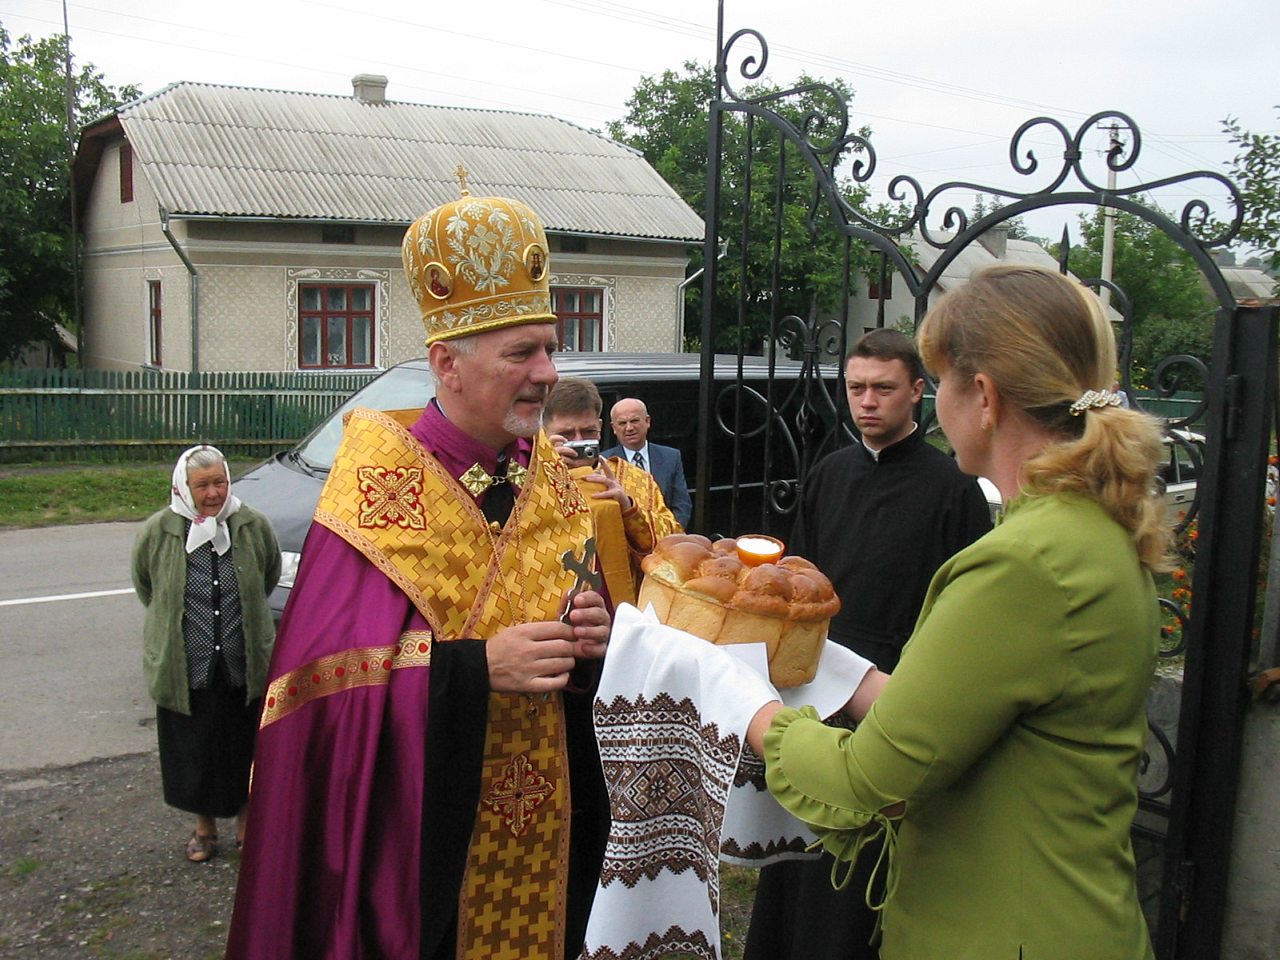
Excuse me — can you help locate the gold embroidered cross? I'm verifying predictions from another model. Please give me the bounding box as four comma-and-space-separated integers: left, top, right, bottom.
357, 465, 426, 529
484, 753, 554, 836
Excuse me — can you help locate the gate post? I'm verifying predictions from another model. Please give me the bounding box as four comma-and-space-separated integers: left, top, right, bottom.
1158, 305, 1279, 958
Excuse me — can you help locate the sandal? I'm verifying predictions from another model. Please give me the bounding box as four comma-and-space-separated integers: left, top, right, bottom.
186, 831, 218, 863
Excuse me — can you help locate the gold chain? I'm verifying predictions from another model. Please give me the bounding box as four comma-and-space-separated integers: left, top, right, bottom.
474, 459, 542, 717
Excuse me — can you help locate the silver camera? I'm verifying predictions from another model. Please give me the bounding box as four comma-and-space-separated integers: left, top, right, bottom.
564, 439, 600, 460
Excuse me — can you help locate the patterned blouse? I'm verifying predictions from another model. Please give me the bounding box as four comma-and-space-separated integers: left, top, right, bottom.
182, 529, 247, 689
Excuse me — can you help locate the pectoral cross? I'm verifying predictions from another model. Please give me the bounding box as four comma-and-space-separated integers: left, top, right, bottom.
560, 537, 602, 624
455, 163, 471, 196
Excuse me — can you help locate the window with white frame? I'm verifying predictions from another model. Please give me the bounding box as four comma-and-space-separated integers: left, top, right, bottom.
147, 280, 162, 366
298, 283, 376, 369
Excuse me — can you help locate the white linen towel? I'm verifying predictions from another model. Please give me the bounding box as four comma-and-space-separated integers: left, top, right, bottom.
583, 603, 872, 960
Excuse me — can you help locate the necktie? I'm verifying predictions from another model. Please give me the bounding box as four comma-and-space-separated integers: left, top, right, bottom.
633, 451, 646, 471
481, 454, 515, 526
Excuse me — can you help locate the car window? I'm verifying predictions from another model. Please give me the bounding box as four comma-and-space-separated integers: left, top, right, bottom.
1173, 442, 1200, 483
295, 365, 436, 470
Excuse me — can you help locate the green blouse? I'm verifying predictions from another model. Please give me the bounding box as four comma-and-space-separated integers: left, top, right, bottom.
764, 492, 1158, 960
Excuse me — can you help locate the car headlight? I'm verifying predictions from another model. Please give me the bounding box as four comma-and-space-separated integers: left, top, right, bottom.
278, 550, 302, 589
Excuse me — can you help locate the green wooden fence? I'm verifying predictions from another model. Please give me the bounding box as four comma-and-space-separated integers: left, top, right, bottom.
0, 369, 379, 463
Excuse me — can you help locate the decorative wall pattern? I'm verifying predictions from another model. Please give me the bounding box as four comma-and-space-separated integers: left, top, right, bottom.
195, 267, 287, 371
389, 280, 427, 363
612, 275, 679, 352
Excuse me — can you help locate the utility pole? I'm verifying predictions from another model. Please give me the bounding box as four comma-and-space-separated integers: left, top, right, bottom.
62, 0, 82, 361
1099, 122, 1122, 312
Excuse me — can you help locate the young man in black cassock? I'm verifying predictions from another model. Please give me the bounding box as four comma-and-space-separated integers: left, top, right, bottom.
744, 328, 992, 960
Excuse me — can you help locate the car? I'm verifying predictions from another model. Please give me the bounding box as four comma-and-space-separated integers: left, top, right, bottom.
1158, 428, 1205, 525
233, 352, 840, 621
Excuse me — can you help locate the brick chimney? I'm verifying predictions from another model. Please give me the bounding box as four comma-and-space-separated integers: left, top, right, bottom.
978, 222, 1011, 259
352, 74, 388, 104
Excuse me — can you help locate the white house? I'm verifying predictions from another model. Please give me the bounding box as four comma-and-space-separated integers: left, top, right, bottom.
72, 76, 704, 373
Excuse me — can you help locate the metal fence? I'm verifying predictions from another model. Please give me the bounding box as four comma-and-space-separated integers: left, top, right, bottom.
0, 368, 380, 463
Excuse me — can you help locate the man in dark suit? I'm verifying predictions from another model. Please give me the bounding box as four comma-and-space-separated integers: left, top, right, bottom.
602, 397, 692, 528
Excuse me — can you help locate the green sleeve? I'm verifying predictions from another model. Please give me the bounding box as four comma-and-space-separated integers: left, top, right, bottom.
764, 536, 1070, 845
130, 517, 156, 606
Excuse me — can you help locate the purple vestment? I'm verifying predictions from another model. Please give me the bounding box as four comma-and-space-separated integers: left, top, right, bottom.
226, 403, 531, 958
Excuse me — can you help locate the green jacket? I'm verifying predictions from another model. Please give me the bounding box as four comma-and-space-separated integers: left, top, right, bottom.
764, 493, 1158, 960
132, 505, 281, 714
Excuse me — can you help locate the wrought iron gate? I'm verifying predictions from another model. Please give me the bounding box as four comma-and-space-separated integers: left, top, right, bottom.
692, 8, 1278, 958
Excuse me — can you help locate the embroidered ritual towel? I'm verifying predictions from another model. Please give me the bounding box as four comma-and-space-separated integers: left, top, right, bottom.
584, 603, 779, 960
584, 604, 874, 960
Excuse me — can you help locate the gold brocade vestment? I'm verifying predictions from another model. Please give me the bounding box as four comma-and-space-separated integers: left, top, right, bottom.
569, 457, 683, 606
313, 408, 594, 960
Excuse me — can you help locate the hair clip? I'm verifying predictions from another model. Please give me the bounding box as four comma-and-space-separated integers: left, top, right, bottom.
1069, 390, 1123, 416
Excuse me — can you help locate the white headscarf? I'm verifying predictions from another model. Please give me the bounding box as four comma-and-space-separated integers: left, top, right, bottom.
169, 444, 242, 555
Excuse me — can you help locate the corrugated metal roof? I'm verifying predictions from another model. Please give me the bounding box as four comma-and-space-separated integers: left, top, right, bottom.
1220, 267, 1278, 302
117, 81, 705, 241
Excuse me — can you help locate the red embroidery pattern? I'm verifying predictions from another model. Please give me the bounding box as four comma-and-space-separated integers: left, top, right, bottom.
357, 465, 427, 529
542, 459, 590, 518
483, 753, 556, 837
259, 632, 432, 728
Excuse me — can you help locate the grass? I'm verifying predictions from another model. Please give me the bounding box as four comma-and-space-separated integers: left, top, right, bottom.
0, 460, 259, 528
720, 865, 759, 959
4, 856, 42, 878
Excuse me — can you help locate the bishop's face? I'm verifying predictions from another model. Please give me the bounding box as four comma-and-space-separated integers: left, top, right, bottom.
441, 324, 560, 450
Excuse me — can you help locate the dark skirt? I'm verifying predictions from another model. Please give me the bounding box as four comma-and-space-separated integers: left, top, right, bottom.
744, 845, 885, 960
156, 668, 260, 818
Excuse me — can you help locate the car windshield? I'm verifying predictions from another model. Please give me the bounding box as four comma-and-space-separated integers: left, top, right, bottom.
294, 365, 436, 471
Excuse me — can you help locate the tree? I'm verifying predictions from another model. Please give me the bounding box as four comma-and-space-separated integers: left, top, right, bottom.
970, 193, 1037, 242
1060, 203, 1216, 389
0, 25, 138, 362
608, 61, 883, 353
1221, 109, 1279, 283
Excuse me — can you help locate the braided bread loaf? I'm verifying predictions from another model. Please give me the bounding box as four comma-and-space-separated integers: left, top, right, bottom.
638, 534, 840, 687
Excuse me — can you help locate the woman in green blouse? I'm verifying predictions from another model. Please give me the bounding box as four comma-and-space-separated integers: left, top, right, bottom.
747, 264, 1168, 960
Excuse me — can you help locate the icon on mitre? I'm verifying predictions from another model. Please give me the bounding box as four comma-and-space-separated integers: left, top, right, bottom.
425, 262, 453, 300
524, 243, 548, 282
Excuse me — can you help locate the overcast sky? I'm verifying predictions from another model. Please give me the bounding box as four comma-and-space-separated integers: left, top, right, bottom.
5, 0, 1276, 253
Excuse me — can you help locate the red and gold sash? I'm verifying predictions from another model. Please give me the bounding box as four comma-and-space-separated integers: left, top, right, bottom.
314, 408, 594, 960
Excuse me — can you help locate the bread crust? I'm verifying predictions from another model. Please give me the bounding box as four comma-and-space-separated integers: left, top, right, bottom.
637, 535, 840, 687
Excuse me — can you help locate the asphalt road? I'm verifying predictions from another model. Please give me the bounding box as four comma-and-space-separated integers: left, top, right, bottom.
0, 521, 154, 772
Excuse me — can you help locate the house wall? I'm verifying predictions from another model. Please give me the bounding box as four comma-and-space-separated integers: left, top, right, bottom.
80, 148, 696, 371
80, 139, 193, 371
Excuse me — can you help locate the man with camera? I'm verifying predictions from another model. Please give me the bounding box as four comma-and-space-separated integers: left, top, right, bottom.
543, 377, 682, 605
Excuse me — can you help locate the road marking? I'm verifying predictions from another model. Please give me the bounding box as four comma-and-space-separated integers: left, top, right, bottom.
0, 588, 136, 607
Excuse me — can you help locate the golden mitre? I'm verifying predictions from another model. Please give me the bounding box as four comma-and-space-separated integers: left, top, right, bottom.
401, 165, 554, 345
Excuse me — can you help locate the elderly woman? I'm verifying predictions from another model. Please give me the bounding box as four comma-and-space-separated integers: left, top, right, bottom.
746, 265, 1168, 960
132, 445, 280, 862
